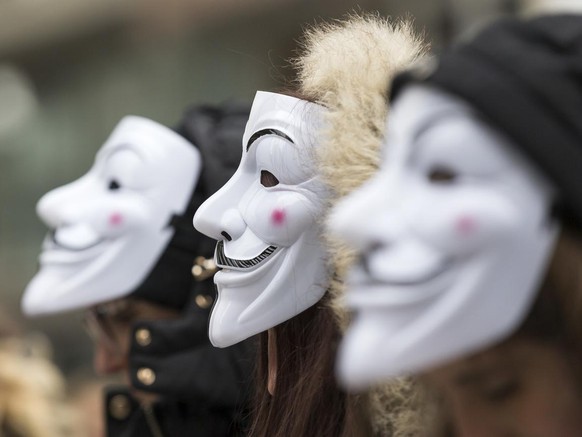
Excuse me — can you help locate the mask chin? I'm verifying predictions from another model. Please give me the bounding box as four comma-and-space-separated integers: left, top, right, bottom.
23, 232, 163, 315
338, 312, 395, 390
208, 230, 327, 347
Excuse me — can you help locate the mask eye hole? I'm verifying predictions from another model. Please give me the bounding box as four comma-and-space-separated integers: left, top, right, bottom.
428, 166, 457, 183
108, 179, 121, 190
261, 170, 279, 188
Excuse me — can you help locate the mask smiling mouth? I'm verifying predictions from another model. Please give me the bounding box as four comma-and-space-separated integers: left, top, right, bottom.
39, 229, 110, 265
345, 256, 457, 308
361, 256, 454, 286
357, 239, 456, 287
215, 240, 278, 271
46, 229, 106, 252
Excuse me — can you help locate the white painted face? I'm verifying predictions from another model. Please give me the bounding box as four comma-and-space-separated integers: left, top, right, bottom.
193, 91, 327, 347
329, 85, 559, 389
23, 116, 201, 315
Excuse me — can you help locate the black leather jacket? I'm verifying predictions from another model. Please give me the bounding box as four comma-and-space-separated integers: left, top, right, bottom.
105, 296, 255, 436
104, 101, 255, 437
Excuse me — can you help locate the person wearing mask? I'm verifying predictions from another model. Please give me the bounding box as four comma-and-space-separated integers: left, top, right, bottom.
23, 103, 254, 436
194, 15, 427, 436
331, 13, 582, 437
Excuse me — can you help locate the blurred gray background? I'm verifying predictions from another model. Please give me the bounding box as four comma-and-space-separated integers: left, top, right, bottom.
0, 0, 575, 375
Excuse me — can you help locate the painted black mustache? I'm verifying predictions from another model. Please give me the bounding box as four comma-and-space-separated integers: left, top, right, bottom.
215, 240, 278, 270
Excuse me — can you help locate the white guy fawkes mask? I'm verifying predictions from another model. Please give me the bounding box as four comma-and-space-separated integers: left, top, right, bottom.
23, 116, 201, 315
193, 91, 327, 347
329, 85, 559, 388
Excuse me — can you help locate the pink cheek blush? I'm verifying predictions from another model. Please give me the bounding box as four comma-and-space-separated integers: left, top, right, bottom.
455, 215, 477, 236
271, 209, 286, 226
109, 213, 124, 227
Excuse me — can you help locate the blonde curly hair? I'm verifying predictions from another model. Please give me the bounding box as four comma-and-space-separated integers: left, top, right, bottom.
293, 12, 430, 436
0, 326, 74, 437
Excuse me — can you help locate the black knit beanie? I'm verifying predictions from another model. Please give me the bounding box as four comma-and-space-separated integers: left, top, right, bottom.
391, 14, 582, 225
131, 102, 250, 310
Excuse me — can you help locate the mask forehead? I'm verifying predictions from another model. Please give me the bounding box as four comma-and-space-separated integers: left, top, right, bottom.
381, 85, 484, 171
96, 117, 197, 193
333, 85, 559, 388
102, 116, 187, 152
241, 91, 324, 182
243, 91, 323, 150
389, 87, 551, 190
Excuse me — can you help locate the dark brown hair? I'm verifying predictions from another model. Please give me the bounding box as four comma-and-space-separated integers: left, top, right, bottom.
243, 83, 375, 436
427, 225, 582, 436
526, 226, 582, 352
248, 292, 372, 437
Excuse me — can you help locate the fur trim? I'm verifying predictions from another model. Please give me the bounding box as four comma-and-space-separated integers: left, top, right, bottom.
294, 13, 429, 437
370, 378, 445, 437
294, 13, 428, 329
0, 337, 75, 437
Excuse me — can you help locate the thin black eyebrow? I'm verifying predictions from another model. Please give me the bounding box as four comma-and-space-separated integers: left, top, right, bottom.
246, 128, 294, 152
407, 109, 464, 166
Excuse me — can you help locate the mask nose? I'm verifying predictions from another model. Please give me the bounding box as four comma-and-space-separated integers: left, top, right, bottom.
218, 209, 246, 241
194, 182, 247, 242
330, 174, 401, 251
369, 208, 406, 245
36, 184, 81, 229
358, 215, 408, 276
